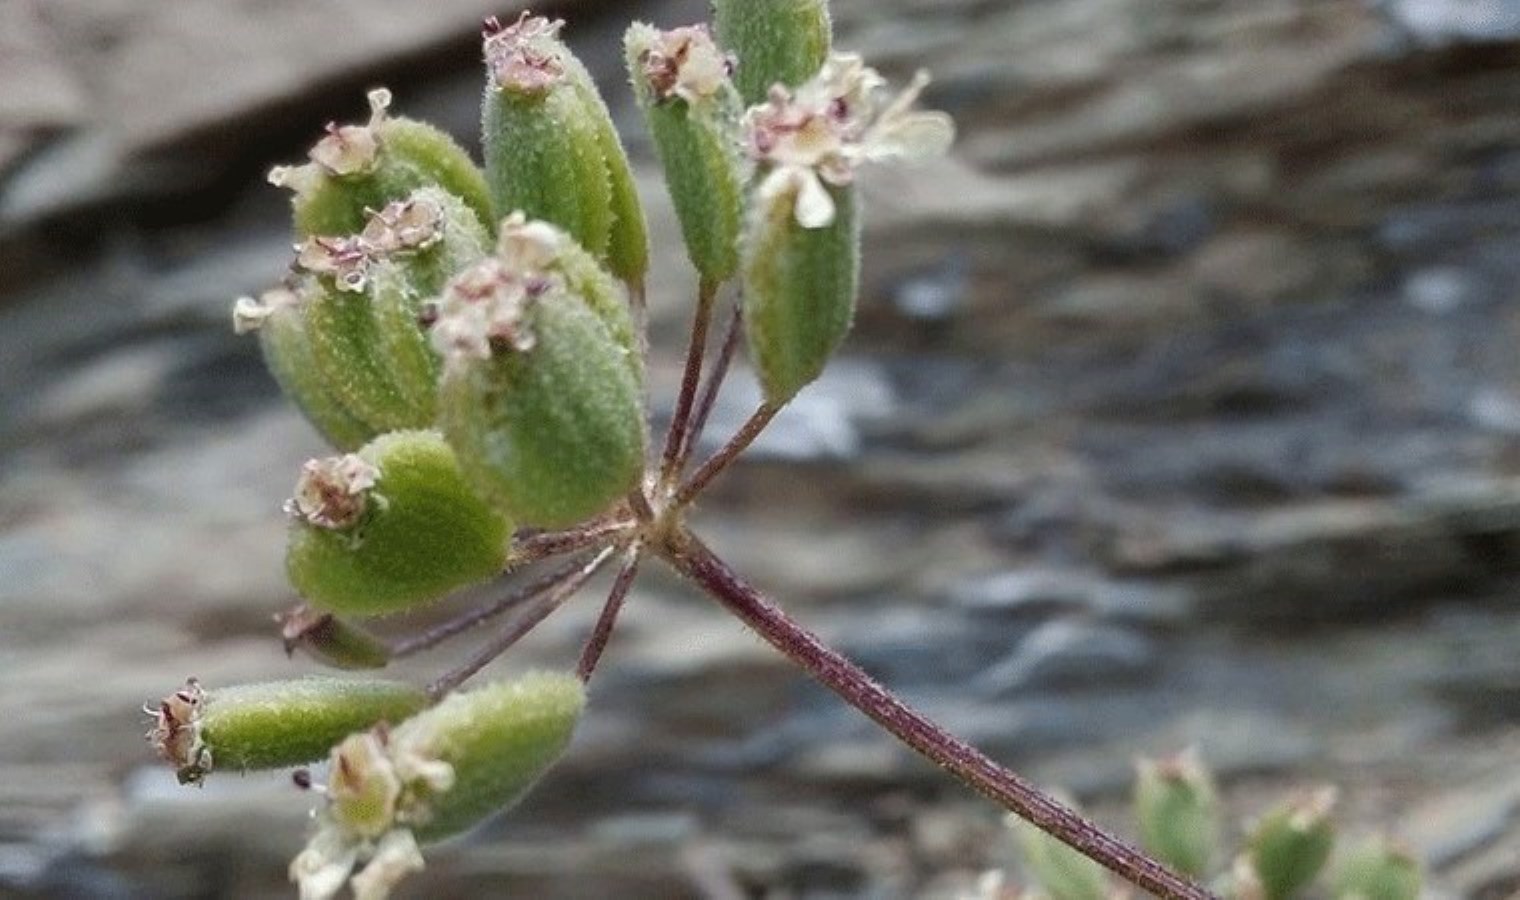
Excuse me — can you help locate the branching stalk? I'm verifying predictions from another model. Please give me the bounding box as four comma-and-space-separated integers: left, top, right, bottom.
427, 546, 616, 699
656, 526, 1213, 900
659, 280, 719, 490
576, 544, 642, 682
511, 518, 636, 567
393, 555, 609, 660
677, 300, 743, 473
672, 401, 779, 507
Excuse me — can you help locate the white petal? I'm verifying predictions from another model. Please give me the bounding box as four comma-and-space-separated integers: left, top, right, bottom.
793, 171, 837, 229
862, 111, 955, 162
350, 830, 426, 900
289, 829, 359, 900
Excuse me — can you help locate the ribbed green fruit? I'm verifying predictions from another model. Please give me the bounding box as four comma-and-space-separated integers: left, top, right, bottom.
282, 91, 493, 238
303, 276, 427, 433
743, 182, 859, 404
395, 673, 586, 842
626, 23, 745, 286
250, 290, 374, 450
286, 431, 511, 616
438, 291, 645, 529
712, 0, 832, 105
561, 53, 649, 284
483, 78, 615, 261
1135, 752, 1220, 878
147, 677, 426, 785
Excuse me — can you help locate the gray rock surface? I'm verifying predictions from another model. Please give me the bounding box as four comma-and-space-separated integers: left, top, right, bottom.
2, 0, 1519, 896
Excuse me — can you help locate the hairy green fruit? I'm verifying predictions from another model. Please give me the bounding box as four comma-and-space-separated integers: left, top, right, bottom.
289, 673, 585, 900
627, 23, 746, 286
146, 677, 426, 785
1135, 750, 1219, 878
285, 431, 511, 616
398, 673, 586, 841
236, 287, 374, 450
712, 0, 831, 105
436, 279, 645, 529
481, 15, 645, 278
271, 89, 493, 238
1248, 788, 1338, 900
743, 182, 859, 404
278, 605, 393, 670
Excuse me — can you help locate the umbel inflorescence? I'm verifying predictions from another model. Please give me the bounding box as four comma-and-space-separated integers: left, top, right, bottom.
143, 4, 1250, 900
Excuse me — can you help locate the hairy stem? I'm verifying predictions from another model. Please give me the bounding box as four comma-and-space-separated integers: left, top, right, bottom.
576, 544, 642, 682
511, 518, 635, 567
677, 300, 743, 474
392, 556, 607, 660
657, 527, 1213, 900
659, 280, 719, 490
427, 547, 616, 699
672, 402, 779, 508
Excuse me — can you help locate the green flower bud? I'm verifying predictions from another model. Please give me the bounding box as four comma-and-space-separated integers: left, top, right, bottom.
285, 431, 512, 616
1332, 839, 1420, 900
712, 0, 832, 106
234, 287, 374, 450
145, 677, 426, 785
481, 14, 647, 279
626, 23, 746, 286
289, 673, 585, 900
1009, 809, 1113, 900
1134, 749, 1220, 878
432, 222, 645, 529
269, 88, 493, 238
1247, 787, 1338, 900
278, 604, 392, 671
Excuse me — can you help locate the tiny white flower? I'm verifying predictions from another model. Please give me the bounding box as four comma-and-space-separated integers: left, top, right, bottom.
745, 53, 955, 228
360, 196, 445, 255
349, 830, 425, 900
429, 258, 542, 364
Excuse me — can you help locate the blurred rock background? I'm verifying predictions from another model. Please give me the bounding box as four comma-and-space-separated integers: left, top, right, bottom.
3, 0, 1520, 896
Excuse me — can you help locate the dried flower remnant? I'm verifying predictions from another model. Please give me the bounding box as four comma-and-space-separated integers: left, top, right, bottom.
746, 54, 954, 228
296, 235, 374, 293
428, 217, 565, 364
359, 196, 445, 255
269, 89, 393, 193
286, 454, 381, 530
146, 678, 211, 785
638, 26, 733, 105
483, 13, 566, 93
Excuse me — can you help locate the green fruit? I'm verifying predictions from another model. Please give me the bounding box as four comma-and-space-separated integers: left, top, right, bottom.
396, 673, 586, 841
275, 89, 493, 238
743, 181, 859, 404
239, 287, 375, 450
712, 0, 832, 105
438, 288, 645, 529
627, 23, 746, 286
146, 677, 426, 785
286, 431, 511, 616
